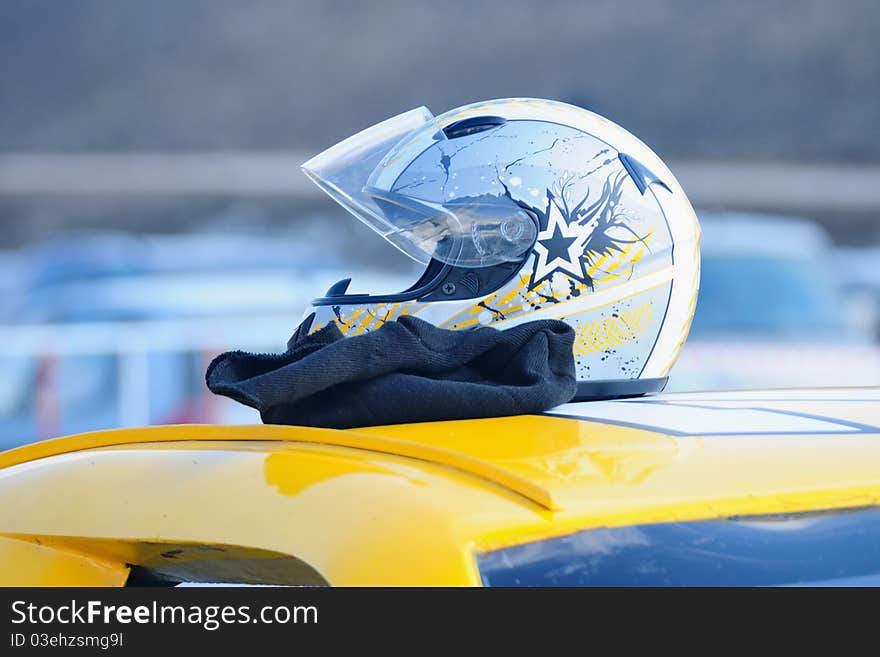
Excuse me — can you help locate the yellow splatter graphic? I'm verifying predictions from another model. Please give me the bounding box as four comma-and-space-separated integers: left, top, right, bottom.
573, 302, 654, 356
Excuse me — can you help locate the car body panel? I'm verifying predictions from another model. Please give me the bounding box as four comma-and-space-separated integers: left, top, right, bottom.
1, 387, 880, 586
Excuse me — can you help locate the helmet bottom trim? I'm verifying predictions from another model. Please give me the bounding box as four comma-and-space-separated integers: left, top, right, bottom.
570, 377, 668, 403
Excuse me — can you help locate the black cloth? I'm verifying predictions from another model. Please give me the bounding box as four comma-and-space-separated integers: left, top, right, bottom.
206, 315, 576, 429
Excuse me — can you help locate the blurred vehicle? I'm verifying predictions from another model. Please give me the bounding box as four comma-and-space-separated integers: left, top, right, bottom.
13, 234, 334, 322
832, 246, 880, 342
0, 233, 414, 449
669, 214, 880, 391
2, 387, 880, 586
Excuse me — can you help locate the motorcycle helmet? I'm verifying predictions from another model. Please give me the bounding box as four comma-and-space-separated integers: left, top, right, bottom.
300, 98, 700, 400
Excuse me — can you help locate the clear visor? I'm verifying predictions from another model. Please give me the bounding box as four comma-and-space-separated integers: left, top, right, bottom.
302, 108, 536, 268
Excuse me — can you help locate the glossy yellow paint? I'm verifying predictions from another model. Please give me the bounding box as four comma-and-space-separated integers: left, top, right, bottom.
1, 389, 879, 586
0, 439, 544, 585
0, 423, 554, 509
0, 536, 128, 586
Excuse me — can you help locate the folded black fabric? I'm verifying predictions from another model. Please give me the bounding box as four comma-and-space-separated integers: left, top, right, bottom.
206, 315, 576, 429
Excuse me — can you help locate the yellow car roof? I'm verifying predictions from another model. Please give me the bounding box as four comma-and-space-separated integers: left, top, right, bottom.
1, 387, 879, 585
2, 387, 879, 512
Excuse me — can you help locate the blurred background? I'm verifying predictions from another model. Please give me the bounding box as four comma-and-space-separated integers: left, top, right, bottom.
2, 0, 879, 448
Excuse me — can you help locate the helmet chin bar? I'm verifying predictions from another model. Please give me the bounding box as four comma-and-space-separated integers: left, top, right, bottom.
308, 257, 670, 403
311, 255, 526, 307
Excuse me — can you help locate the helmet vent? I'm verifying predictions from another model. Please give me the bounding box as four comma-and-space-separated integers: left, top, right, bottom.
458, 272, 481, 296
442, 116, 507, 139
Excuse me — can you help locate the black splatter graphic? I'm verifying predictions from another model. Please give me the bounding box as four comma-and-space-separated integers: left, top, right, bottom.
478, 300, 507, 321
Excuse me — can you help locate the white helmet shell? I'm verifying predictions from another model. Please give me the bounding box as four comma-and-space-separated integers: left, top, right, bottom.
302, 98, 700, 397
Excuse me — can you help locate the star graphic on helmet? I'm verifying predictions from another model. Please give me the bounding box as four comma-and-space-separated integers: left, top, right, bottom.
540, 220, 577, 263
529, 195, 592, 288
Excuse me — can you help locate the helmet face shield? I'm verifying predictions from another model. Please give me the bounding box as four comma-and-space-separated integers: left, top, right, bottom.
301, 106, 437, 263
303, 107, 537, 268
